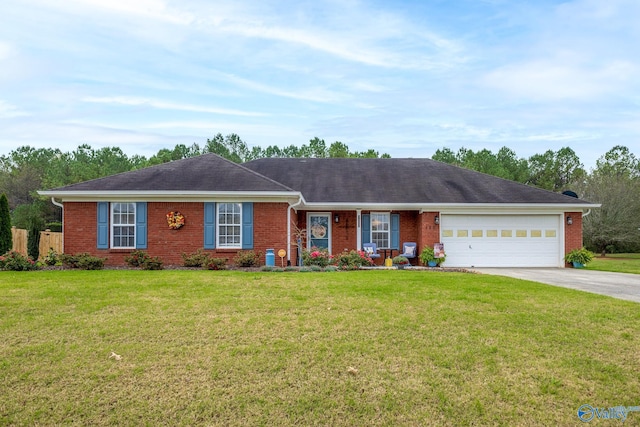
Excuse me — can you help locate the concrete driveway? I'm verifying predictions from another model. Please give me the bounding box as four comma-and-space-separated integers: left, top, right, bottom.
473, 268, 640, 303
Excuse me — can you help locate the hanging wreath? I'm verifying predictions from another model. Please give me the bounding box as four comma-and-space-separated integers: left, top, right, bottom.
166, 211, 185, 229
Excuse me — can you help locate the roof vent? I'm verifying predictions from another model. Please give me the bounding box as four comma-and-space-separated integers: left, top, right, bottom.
562, 190, 578, 198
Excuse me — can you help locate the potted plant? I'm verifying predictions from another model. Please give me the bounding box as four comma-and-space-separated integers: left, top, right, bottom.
392, 255, 409, 269
420, 246, 446, 267
564, 247, 594, 268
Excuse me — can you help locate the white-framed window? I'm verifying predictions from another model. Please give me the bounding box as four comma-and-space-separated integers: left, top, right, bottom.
217, 202, 242, 248
111, 202, 136, 248
371, 212, 390, 248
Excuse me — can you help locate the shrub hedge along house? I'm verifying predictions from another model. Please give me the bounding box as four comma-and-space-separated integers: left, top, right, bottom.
39, 154, 599, 267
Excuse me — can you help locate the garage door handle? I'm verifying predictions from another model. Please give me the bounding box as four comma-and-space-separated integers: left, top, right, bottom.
469, 245, 472, 249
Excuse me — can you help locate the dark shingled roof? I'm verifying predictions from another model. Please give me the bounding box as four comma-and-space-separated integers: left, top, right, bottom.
244, 157, 589, 204
49, 153, 294, 193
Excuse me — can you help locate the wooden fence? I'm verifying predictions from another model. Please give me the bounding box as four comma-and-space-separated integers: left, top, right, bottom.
10, 227, 63, 259
11, 227, 27, 256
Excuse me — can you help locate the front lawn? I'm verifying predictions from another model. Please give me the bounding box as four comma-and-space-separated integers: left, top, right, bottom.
588, 253, 640, 274
1, 270, 639, 425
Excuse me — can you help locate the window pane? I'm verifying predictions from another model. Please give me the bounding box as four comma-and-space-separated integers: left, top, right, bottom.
112, 204, 136, 248
371, 213, 390, 248
218, 203, 242, 247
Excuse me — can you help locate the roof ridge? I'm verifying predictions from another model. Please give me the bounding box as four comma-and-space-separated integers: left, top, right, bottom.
207, 154, 297, 192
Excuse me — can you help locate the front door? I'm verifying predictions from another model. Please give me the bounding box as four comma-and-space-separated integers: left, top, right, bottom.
307, 213, 331, 251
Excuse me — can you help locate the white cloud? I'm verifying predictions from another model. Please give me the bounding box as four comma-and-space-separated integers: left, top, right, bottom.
217, 73, 347, 104
82, 96, 267, 117
67, 0, 193, 25
0, 100, 29, 118
0, 41, 12, 60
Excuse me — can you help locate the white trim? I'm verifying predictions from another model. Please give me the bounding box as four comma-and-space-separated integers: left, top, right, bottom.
38, 190, 301, 203
300, 202, 600, 211
356, 209, 362, 251
216, 202, 242, 249
306, 212, 332, 253
370, 212, 391, 249
39, 189, 600, 211
110, 202, 136, 249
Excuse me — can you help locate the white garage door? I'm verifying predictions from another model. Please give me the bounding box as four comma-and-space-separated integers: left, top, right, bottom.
440, 215, 562, 267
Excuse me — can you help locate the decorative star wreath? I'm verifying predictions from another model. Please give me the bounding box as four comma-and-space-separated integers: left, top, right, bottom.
166, 211, 185, 229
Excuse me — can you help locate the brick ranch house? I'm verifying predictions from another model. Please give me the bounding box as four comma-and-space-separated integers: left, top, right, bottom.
39, 154, 599, 267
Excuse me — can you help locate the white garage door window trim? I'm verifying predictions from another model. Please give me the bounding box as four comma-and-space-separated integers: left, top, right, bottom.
440, 214, 565, 268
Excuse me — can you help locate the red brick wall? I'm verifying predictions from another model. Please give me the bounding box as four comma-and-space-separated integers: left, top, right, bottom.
64, 202, 97, 256
417, 212, 440, 265
63, 201, 290, 266
332, 211, 357, 254
564, 211, 583, 266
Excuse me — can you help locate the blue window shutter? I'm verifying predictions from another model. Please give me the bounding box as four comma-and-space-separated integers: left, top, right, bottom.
204, 202, 216, 249
361, 214, 371, 245
391, 214, 400, 250
136, 202, 147, 249
242, 202, 253, 249
97, 202, 109, 249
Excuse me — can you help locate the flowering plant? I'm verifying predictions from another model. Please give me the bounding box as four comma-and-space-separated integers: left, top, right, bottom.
166, 211, 185, 229
392, 255, 409, 265
334, 250, 375, 270
302, 247, 334, 267
0, 251, 39, 271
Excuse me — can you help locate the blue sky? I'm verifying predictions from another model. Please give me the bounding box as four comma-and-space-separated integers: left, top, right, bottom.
1, 0, 638, 168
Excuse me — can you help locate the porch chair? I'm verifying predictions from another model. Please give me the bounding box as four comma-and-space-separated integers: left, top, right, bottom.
400, 242, 418, 265
362, 243, 381, 259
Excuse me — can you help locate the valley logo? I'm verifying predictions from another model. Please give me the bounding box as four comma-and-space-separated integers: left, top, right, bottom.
577, 404, 640, 422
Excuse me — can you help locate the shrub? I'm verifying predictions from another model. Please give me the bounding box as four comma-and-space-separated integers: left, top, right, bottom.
0, 194, 11, 254
234, 250, 262, 267
392, 255, 409, 265
203, 257, 227, 270
141, 256, 164, 270
284, 266, 298, 272
60, 253, 80, 268
125, 250, 150, 268
45, 222, 62, 232
60, 252, 105, 270
309, 265, 323, 272
28, 224, 41, 261
181, 249, 210, 267
43, 248, 60, 266
0, 251, 39, 271
302, 247, 334, 268
334, 250, 374, 270
75, 254, 105, 270
324, 265, 338, 272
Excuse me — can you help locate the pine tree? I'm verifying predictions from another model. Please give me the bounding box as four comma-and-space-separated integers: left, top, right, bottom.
28, 223, 41, 260
0, 194, 12, 254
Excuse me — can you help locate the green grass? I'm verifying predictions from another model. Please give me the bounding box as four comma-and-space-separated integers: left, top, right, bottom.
588, 253, 640, 274
1, 270, 639, 426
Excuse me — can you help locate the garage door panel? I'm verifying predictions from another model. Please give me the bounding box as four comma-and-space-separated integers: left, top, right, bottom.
441, 215, 561, 267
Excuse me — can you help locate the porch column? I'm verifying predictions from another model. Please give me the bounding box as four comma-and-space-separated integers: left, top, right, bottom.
356, 209, 362, 251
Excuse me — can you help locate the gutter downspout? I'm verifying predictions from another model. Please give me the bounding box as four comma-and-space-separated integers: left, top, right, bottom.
288, 194, 304, 265
50, 197, 64, 253
582, 209, 592, 218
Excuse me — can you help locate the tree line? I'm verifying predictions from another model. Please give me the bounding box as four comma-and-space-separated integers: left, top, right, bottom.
0, 134, 638, 254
